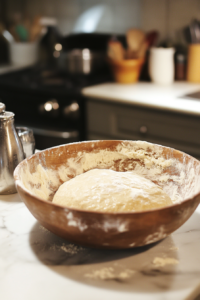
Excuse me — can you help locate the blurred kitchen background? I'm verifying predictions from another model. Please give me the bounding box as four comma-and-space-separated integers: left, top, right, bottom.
0, 0, 199, 41
0, 0, 198, 43
1, 0, 200, 159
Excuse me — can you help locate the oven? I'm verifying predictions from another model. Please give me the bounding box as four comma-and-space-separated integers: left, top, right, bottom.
0, 67, 86, 149
0, 32, 116, 150
0, 33, 119, 149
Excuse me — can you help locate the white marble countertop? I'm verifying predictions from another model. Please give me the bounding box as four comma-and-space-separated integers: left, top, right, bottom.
1, 193, 200, 300
82, 82, 200, 116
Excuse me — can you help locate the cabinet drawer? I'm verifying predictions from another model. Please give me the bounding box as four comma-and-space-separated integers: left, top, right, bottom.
87, 99, 200, 147
117, 111, 199, 146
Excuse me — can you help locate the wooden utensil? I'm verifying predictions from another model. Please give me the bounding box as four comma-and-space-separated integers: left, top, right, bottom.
125, 41, 148, 59
145, 30, 159, 47
136, 40, 148, 58
9, 25, 20, 42
29, 15, 43, 42
126, 29, 145, 52
107, 38, 125, 60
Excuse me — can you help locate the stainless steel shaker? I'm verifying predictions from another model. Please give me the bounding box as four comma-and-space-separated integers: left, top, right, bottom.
0, 102, 24, 194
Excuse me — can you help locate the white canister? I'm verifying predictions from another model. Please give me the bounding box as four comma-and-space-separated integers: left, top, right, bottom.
149, 47, 175, 85
9, 42, 38, 66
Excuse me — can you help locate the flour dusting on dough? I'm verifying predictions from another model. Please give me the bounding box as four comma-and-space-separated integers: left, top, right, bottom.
52, 169, 173, 212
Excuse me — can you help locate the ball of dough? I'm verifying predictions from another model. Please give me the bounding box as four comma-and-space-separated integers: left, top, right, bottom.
52, 169, 172, 212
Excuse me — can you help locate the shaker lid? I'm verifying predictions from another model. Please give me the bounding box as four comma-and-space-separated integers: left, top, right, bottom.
0, 103, 15, 120
0, 102, 5, 113
0, 111, 15, 120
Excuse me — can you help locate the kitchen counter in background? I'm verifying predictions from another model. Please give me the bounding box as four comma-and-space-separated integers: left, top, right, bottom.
82, 82, 200, 160
82, 82, 200, 116
0, 193, 200, 300
1, 64, 200, 158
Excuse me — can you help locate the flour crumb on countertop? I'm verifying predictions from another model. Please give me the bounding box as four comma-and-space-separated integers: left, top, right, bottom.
50, 243, 84, 255
170, 246, 179, 251
84, 267, 135, 281
60, 243, 84, 254
40, 226, 49, 232
153, 257, 179, 267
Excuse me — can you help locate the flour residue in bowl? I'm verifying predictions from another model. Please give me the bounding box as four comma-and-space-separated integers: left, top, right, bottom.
19, 141, 200, 206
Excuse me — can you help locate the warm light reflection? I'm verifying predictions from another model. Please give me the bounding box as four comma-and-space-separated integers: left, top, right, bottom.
70, 103, 79, 111
55, 43, 62, 51
52, 102, 59, 109
53, 51, 60, 58
82, 48, 90, 60
44, 103, 52, 111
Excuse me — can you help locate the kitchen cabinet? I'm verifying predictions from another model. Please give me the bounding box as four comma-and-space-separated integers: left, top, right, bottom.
86, 99, 200, 159
83, 82, 200, 160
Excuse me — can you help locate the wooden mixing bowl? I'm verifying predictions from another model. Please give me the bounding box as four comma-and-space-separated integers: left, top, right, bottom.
14, 140, 200, 249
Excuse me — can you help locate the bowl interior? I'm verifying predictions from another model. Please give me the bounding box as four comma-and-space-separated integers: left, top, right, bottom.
15, 140, 200, 205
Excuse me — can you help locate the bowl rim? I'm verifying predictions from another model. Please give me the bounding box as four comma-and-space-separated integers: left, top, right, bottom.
14, 139, 200, 216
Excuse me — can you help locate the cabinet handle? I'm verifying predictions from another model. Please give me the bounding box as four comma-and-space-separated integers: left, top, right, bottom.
140, 125, 147, 134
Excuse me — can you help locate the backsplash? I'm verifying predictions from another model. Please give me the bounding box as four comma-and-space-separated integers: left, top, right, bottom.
6, 0, 141, 35
141, 0, 200, 44
5, 0, 200, 44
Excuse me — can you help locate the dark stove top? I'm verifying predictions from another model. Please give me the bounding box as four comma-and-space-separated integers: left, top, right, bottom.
0, 64, 114, 149
0, 65, 112, 96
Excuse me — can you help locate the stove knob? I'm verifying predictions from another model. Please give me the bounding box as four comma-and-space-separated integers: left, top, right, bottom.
63, 102, 79, 120
39, 99, 59, 116
139, 125, 147, 134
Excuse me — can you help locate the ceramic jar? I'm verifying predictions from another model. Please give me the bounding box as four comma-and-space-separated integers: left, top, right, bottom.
149, 47, 175, 85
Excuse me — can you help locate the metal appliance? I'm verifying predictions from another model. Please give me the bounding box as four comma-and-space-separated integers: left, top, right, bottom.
0, 64, 111, 150
58, 48, 106, 75
0, 34, 124, 149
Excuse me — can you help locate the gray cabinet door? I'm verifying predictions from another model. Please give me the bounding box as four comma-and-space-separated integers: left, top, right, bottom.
86, 99, 200, 159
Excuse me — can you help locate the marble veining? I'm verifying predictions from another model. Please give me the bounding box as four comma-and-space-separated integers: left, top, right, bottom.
0, 193, 200, 300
